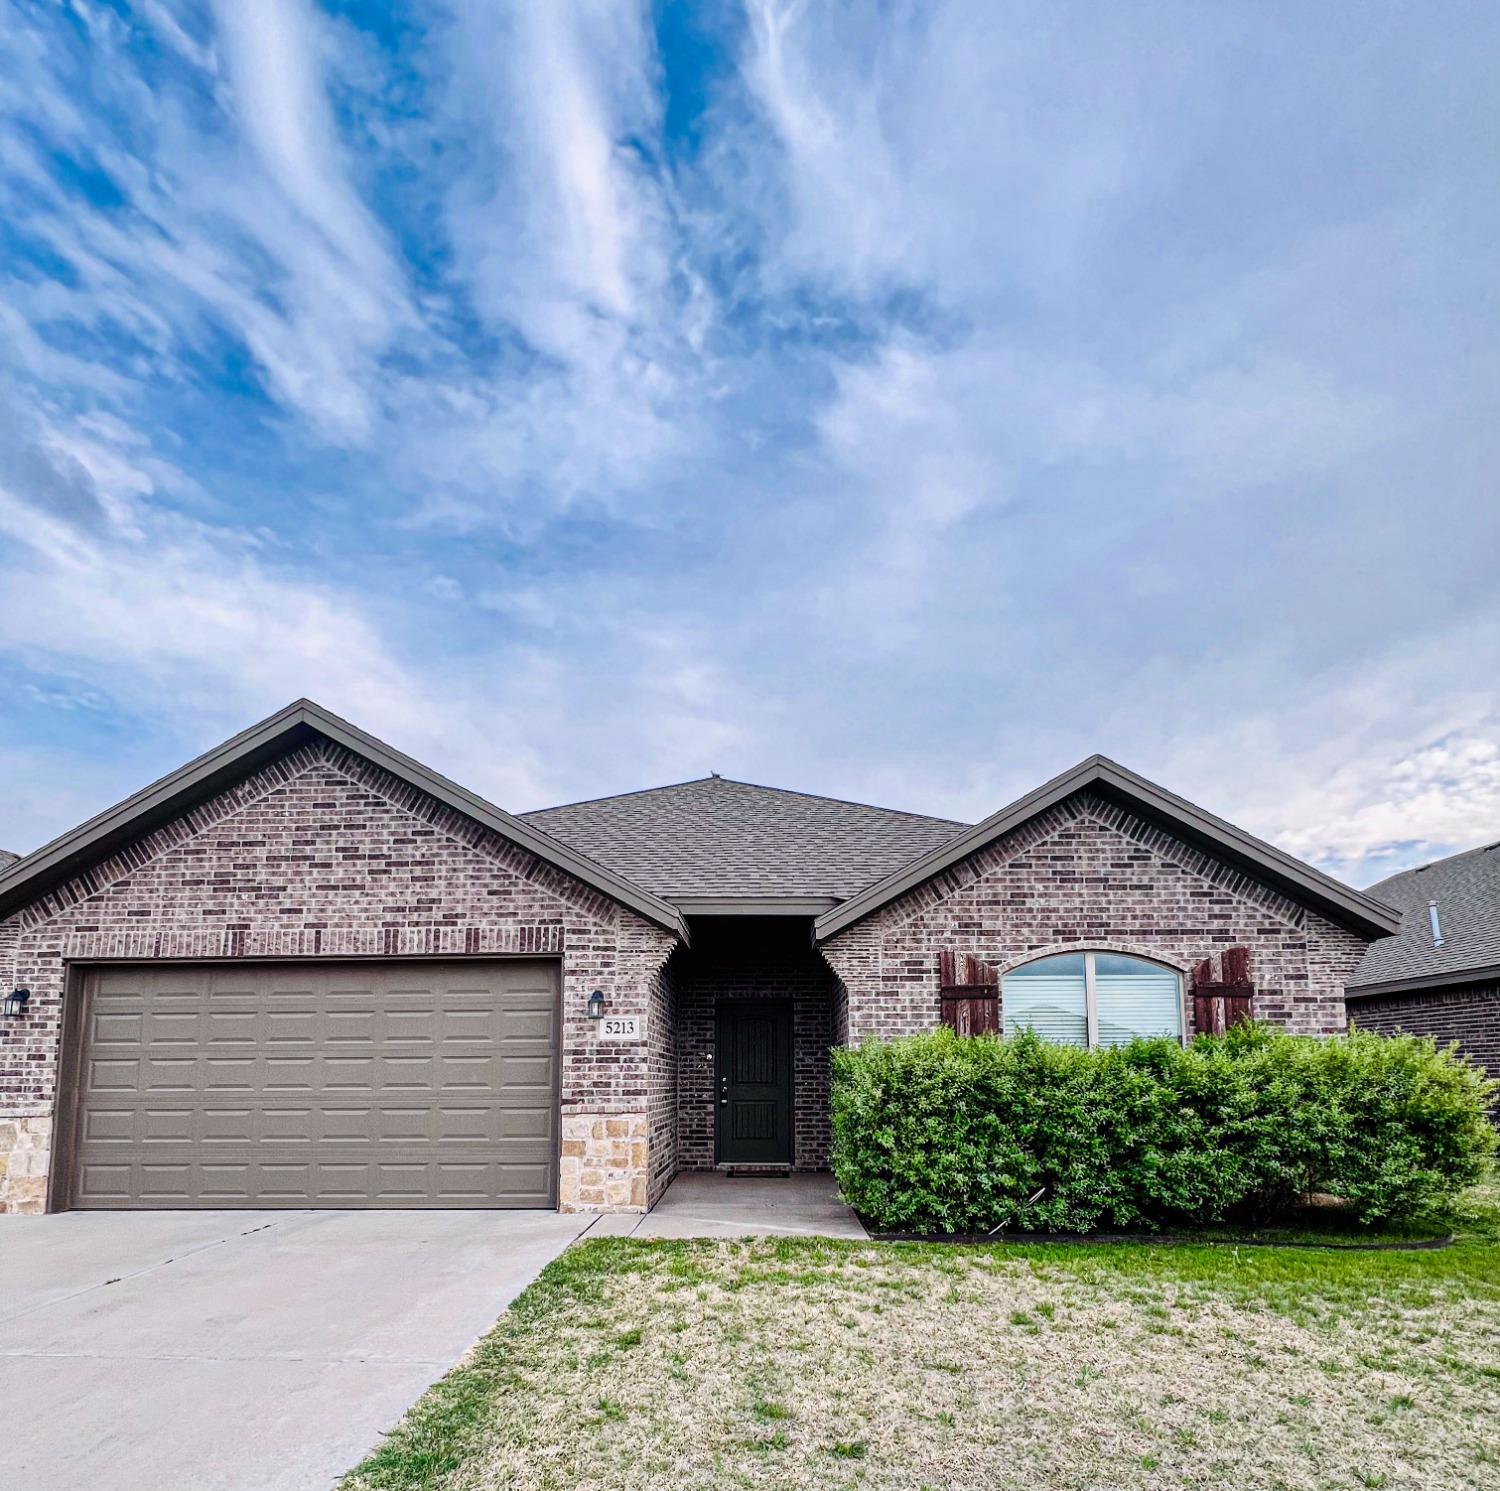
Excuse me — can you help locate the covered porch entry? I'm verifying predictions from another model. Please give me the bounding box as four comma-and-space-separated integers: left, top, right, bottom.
671, 916, 841, 1174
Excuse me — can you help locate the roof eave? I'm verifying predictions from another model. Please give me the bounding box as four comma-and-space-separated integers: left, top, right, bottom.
1346, 961, 1500, 999
0, 700, 689, 942
671, 896, 840, 917
814, 755, 1401, 943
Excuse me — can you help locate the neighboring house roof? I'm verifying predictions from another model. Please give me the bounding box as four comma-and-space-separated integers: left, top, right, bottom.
0, 700, 689, 939
520, 776, 968, 906
0, 849, 18, 869
815, 754, 1402, 942
1348, 840, 1500, 993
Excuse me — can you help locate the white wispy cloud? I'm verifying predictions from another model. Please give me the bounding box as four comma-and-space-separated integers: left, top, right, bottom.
1, 0, 411, 444
0, 0, 1496, 890
413, 0, 713, 514
0, 397, 754, 831
210, 0, 396, 294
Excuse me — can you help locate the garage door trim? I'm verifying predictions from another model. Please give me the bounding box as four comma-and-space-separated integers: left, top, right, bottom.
52, 956, 563, 1212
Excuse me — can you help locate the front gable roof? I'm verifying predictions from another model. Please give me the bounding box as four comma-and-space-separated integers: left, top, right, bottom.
0, 700, 689, 940
520, 776, 966, 904
813, 754, 1401, 942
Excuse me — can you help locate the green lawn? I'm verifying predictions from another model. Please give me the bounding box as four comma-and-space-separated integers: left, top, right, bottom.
344, 1182, 1500, 1491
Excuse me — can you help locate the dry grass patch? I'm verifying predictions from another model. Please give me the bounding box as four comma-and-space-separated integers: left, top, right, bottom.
345, 1194, 1500, 1491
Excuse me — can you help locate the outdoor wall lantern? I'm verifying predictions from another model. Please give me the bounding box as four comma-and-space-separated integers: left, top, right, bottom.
587, 989, 605, 1021
3, 988, 30, 1018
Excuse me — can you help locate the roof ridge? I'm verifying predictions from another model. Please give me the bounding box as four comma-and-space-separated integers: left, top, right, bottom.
521, 774, 970, 829
701, 775, 971, 828
518, 776, 722, 817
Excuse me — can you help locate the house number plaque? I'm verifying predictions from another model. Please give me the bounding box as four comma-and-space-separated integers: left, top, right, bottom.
598, 1015, 641, 1040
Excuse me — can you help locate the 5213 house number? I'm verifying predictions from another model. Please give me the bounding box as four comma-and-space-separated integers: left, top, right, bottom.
598, 1015, 641, 1040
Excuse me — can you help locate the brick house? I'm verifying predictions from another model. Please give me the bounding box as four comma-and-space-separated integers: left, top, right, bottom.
0, 700, 1400, 1215
1346, 841, 1500, 1093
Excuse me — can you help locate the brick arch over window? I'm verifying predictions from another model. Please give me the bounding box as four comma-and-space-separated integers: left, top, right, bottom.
992, 942, 1193, 981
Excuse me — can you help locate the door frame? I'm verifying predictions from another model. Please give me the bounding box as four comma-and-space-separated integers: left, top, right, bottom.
49, 954, 564, 1213
713, 997, 795, 1166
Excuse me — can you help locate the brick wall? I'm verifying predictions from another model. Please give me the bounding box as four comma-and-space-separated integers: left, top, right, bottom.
820, 791, 1367, 1042
674, 924, 836, 1171
646, 952, 680, 1205
0, 740, 679, 1214
1348, 983, 1500, 1090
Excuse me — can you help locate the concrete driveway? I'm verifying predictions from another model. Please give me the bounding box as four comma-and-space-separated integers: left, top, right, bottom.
0, 1208, 586, 1491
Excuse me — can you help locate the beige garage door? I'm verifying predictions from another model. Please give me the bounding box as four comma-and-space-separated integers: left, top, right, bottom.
66, 960, 559, 1209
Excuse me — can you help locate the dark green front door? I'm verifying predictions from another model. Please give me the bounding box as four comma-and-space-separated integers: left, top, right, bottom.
716, 1001, 794, 1165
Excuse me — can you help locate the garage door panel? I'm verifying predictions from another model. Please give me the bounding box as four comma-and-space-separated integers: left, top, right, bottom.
263, 1056, 317, 1090
319, 1107, 371, 1142
70, 960, 560, 1209
94, 1010, 144, 1043
326, 1008, 378, 1039
87, 1057, 140, 1092
77, 1163, 133, 1200
203, 1057, 257, 1092
496, 1105, 554, 1140
265, 1009, 316, 1041
150, 1008, 203, 1041
316, 1162, 369, 1199
375, 1107, 430, 1143
499, 1050, 557, 1083
139, 1162, 197, 1201
437, 1106, 493, 1142
80, 1107, 136, 1144
140, 1108, 201, 1143
438, 1054, 499, 1090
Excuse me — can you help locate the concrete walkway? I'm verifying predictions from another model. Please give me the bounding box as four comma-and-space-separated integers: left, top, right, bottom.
586, 1172, 869, 1240
0, 1208, 586, 1491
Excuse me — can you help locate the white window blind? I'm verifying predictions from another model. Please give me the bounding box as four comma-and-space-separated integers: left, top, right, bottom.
1000, 953, 1088, 1046
1093, 954, 1183, 1047
1002, 951, 1182, 1049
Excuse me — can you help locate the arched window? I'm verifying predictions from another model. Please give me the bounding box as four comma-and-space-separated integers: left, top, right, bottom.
1001, 951, 1183, 1049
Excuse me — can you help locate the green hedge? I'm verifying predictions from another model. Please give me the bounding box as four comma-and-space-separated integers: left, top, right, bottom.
829, 1024, 1496, 1233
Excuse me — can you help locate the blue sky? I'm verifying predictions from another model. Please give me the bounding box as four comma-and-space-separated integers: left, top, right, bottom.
1, 0, 1497, 888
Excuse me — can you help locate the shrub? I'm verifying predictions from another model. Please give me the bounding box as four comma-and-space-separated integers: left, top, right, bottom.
830, 1024, 1496, 1233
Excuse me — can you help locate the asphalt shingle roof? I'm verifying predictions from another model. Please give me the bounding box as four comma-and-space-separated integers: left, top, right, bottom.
1352, 839, 1500, 988
519, 776, 969, 901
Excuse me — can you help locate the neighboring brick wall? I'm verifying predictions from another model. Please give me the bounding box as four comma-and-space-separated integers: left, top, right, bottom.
821, 791, 1368, 1042
1348, 983, 1500, 1088
675, 929, 837, 1171
0, 741, 680, 1214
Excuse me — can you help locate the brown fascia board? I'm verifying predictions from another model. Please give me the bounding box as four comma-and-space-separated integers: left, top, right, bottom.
1346, 962, 1500, 999
0, 699, 689, 941
813, 754, 1402, 944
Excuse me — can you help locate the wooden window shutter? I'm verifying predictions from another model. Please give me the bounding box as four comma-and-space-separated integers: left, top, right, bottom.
1191, 946, 1255, 1034
939, 950, 1000, 1036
